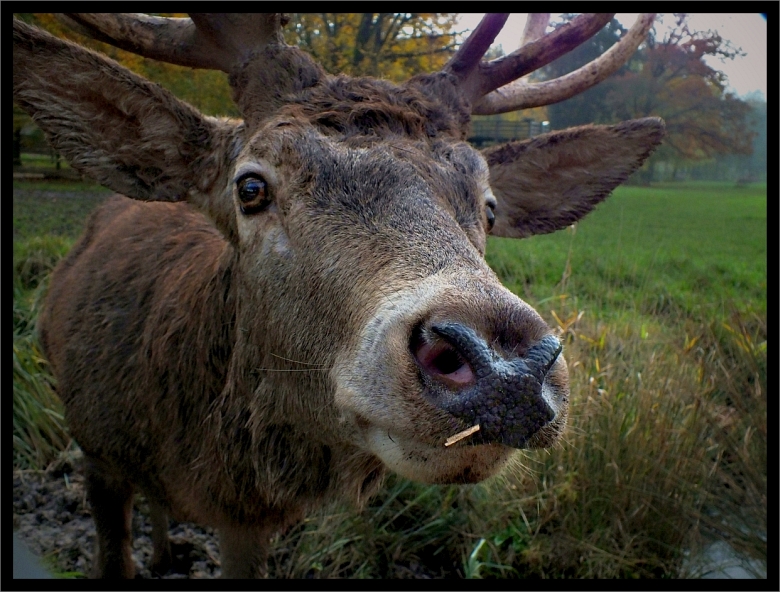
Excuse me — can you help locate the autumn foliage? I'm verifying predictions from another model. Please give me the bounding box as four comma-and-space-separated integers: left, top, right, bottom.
541, 14, 756, 169
284, 13, 461, 80
604, 17, 755, 161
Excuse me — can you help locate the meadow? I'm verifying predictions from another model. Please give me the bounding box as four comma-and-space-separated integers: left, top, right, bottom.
13, 179, 767, 578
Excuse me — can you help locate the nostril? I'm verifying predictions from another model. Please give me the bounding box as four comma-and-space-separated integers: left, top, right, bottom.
525, 334, 563, 381
417, 340, 468, 375
409, 320, 562, 448
412, 329, 475, 387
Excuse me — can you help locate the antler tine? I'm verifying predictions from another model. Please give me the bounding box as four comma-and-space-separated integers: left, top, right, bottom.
473, 14, 656, 115
56, 13, 285, 73
469, 13, 614, 103
57, 14, 225, 71
444, 14, 509, 97
520, 14, 550, 48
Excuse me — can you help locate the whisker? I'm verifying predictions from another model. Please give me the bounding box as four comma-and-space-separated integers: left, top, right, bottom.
254, 368, 328, 373
268, 352, 327, 367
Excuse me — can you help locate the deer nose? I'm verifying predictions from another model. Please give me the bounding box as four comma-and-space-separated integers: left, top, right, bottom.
411, 322, 563, 449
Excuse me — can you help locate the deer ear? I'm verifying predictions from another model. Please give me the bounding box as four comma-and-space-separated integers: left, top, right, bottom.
483, 118, 664, 238
14, 20, 239, 218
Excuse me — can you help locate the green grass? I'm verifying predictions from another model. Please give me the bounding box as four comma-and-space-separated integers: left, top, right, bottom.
17, 152, 74, 169
486, 181, 766, 321
12, 180, 108, 469
13, 180, 110, 241
12, 180, 766, 578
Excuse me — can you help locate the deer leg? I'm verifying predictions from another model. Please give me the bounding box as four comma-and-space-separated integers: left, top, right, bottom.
148, 500, 171, 576
218, 523, 274, 579
84, 457, 136, 579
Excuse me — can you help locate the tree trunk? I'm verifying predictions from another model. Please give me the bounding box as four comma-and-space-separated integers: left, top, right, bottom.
13, 128, 22, 166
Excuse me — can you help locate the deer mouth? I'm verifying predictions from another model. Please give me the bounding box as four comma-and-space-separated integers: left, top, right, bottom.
343, 339, 568, 486
362, 425, 514, 484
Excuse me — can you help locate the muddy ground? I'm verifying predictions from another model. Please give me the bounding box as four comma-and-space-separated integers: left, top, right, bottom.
12, 451, 443, 580
13, 453, 223, 579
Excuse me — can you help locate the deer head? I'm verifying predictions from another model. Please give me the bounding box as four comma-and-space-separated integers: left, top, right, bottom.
14, 14, 663, 488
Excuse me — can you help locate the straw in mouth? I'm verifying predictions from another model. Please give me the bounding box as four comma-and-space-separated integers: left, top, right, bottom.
444, 424, 480, 447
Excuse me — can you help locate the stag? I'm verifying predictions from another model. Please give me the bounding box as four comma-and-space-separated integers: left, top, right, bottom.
13, 13, 663, 578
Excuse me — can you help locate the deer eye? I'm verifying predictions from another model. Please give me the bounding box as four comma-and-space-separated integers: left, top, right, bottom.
236, 174, 270, 215
485, 201, 496, 232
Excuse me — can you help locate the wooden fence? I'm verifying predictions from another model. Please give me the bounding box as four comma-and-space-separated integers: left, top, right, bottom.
468, 119, 550, 147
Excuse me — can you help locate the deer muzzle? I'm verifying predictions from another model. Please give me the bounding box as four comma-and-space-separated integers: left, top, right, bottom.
412, 322, 563, 448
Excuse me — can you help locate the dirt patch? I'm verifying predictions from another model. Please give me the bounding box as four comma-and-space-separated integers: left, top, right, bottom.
13, 452, 452, 579
13, 453, 222, 579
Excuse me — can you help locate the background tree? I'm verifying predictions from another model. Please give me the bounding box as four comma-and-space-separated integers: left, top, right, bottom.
686, 95, 766, 183
285, 13, 460, 80
540, 15, 632, 129
603, 15, 754, 167
14, 13, 759, 182
13, 105, 29, 166
16, 13, 463, 113
538, 14, 754, 182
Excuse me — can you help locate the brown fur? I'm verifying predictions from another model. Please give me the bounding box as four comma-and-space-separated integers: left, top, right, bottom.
15, 17, 664, 578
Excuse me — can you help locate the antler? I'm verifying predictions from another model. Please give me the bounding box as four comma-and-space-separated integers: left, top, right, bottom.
56, 13, 286, 73
56, 13, 654, 117
520, 14, 551, 47
447, 13, 656, 115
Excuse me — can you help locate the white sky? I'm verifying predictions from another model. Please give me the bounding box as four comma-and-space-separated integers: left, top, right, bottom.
456, 13, 767, 99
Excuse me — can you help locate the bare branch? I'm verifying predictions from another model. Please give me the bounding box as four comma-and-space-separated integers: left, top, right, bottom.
473, 14, 656, 115
388, 46, 459, 60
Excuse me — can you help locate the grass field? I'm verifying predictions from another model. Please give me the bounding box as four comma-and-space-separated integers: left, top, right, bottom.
13, 179, 767, 578
487, 181, 766, 319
